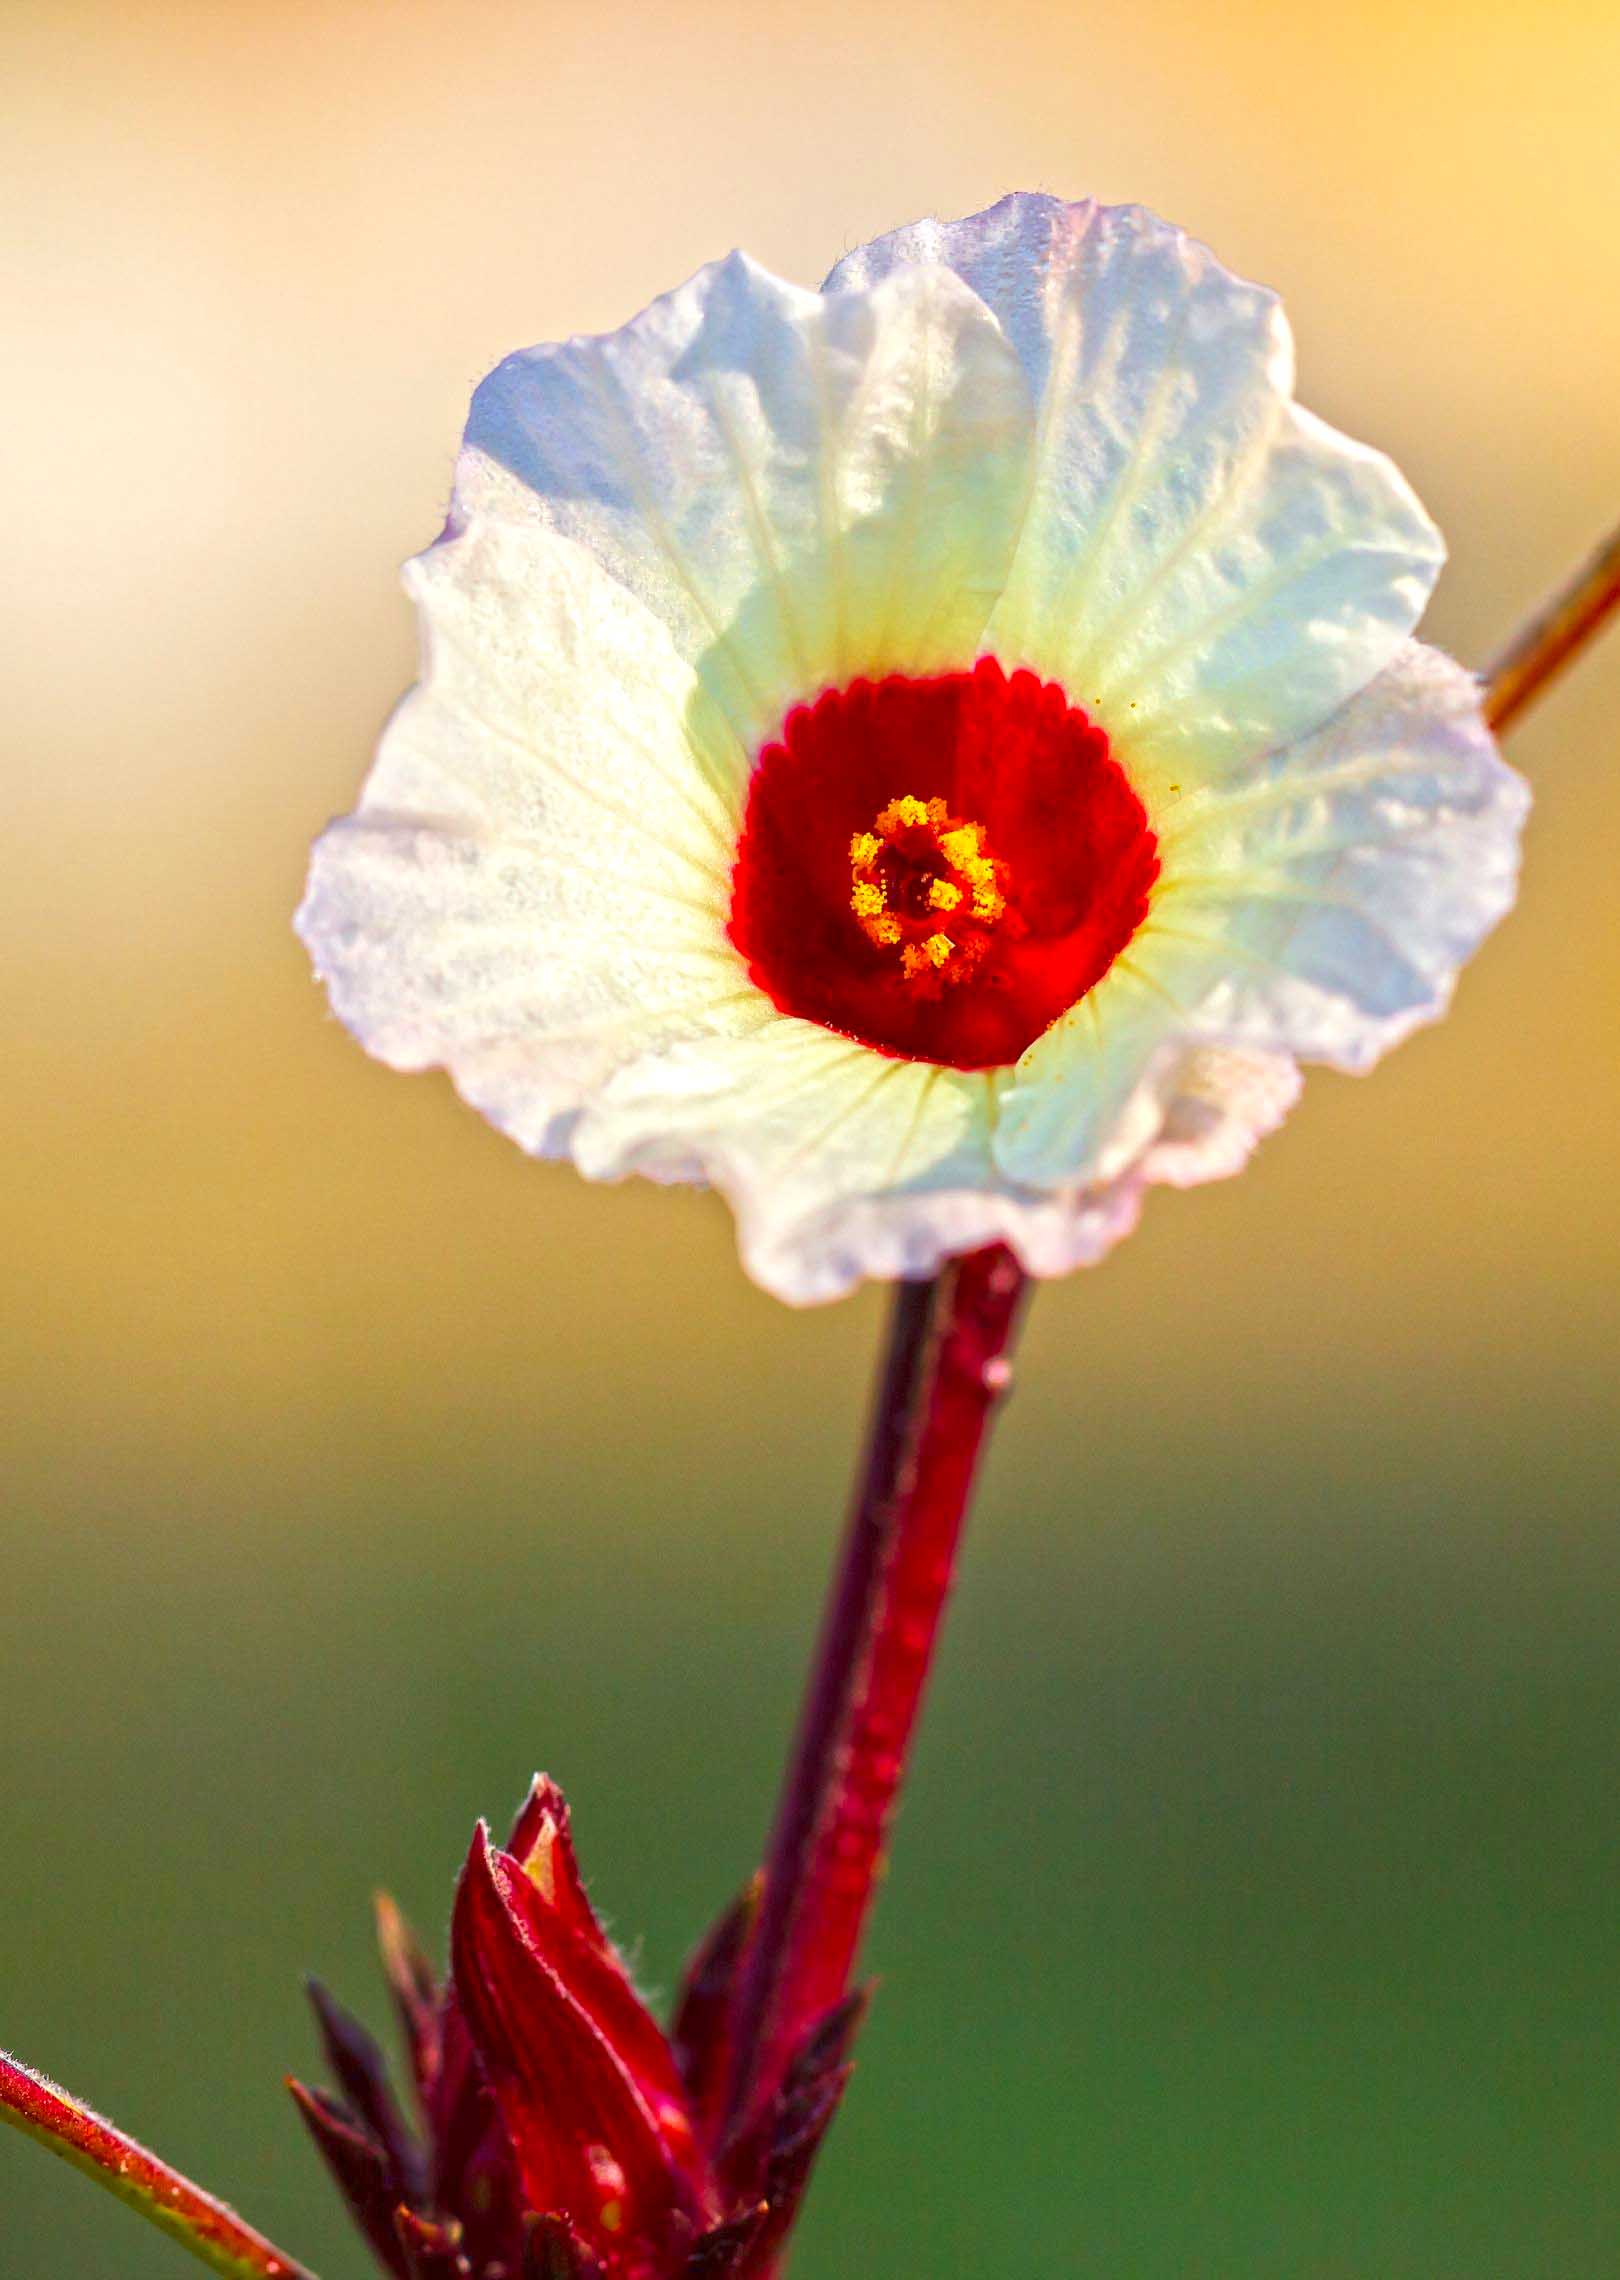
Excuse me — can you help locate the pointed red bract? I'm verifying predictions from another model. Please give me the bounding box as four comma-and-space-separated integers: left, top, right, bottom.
506, 1777, 619, 1960
288, 2077, 411, 2280
670, 1881, 760, 2138
492, 1829, 702, 2156
307, 1978, 426, 2205
424, 1986, 525, 2274
374, 1893, 443, 2114
681, 2206, 768, 2277
450, 1827, 716, 2265
716, 1993, 866, 2277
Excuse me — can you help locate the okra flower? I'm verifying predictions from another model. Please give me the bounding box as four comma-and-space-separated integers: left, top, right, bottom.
297, 194, 1526, 1299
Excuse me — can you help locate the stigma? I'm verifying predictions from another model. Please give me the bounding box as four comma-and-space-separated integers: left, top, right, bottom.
848, 795, 1008, 989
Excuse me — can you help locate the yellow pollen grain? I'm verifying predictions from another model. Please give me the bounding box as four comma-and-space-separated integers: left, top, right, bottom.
879, 794, 943, 834
900, 933, 956, 978
850, 881, 887, 919
926, 877, 963, 912
849, 831, 881, 867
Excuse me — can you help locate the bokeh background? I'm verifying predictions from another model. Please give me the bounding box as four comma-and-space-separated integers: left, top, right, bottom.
6, 2, 1620, 2273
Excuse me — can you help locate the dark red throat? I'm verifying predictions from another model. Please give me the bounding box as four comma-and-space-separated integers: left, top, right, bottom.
726, 659, 1158, 1071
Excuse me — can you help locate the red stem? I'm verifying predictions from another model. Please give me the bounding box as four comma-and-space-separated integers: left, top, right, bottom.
0, 2050, 317, 2280
723, 1244, 1028, 2135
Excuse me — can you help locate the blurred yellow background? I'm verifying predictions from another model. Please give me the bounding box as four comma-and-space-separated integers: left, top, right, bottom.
5, 2, 1619, 2274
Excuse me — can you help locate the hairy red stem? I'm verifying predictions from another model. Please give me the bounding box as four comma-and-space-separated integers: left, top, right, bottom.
0, 2050, 318, 2279
724, 1245, 1028, 2135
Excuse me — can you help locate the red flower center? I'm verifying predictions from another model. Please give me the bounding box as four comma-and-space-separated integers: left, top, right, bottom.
727, 659, 1160, 1070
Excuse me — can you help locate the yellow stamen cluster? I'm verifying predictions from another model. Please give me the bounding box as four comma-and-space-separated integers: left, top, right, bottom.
848, 793, 1008, 987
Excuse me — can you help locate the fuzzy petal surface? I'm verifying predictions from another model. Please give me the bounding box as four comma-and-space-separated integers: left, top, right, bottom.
298, 524, 761, 1157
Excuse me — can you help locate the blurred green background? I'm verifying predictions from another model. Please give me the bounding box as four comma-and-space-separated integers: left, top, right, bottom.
5, 2, 1619, 2274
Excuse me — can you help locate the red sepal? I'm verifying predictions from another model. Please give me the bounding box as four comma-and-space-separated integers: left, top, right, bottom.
374, 1893, 443, 2114
683, 2205, 769, 2277
420, 1776, 615, 2261
720, 1992, 867, 2276
425, 1990, 525, 2274
505, 1777, 619, 1963
670, 1879, 761, 2137
287, 2078, 410, 2279
451, 1826, 717, 2262
306, 1978, 426, 2205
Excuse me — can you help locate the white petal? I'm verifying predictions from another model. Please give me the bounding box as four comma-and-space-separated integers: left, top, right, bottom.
829, 193, 1444, 777
748, 1174, 1144, 1308
456, 251, 1035, 761
575, 1024, 990, 1260
995, 642, 1526, 1187
991, 984, 1203, 1191
296, 524, 767, 1154
1137, 1047, 1304, 1188
384, 517, 739, 861
570, 1024, 1136, 1303
1147, 641, 1529, 1060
